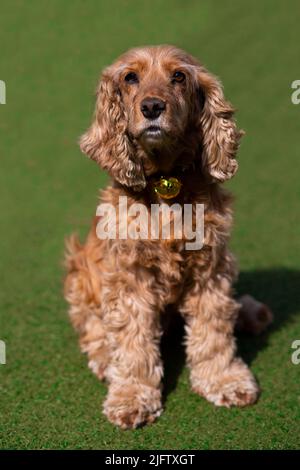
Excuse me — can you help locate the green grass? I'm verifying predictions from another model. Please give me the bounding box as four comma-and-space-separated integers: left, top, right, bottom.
1, 0, 300, 450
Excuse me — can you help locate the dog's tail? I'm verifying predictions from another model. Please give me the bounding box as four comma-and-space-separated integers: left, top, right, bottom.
236, 295, 273, 335
64, 233, 83, 272
63, 233, 87, 311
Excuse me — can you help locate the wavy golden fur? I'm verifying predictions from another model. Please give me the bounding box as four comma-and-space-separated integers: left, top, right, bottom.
64, 45, 273, 429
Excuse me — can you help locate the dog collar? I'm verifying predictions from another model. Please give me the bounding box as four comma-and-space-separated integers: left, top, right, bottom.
151, 176, 182, 199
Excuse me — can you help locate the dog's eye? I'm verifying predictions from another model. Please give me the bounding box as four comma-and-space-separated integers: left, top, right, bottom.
172, 71, 186, 83
124, 72, 139, 84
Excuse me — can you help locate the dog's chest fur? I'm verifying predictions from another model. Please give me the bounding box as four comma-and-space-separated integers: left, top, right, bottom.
92, 185, 234, 306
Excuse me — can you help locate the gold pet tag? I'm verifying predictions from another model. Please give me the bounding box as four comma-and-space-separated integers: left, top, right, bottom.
153, 176, 182, 199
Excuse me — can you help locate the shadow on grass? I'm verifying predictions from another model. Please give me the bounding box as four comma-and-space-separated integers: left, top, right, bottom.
161, 268, 300, 402
236, 268, 300, 365
161, 309, 186, 402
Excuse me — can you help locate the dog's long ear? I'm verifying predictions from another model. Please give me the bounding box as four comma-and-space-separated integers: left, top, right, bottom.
80, 66, 146, 191
195, 67, 244, 182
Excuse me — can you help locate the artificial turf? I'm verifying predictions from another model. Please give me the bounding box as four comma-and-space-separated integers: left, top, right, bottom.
1, 0, 300, 450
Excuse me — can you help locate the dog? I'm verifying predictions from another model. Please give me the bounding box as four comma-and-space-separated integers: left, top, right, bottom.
64, 45, 273, 429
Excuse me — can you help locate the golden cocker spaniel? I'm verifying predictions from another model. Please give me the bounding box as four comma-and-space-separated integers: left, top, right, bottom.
64, 45, 273, 429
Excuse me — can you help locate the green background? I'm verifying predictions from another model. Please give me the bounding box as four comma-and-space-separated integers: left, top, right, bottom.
1, 0, 300, 449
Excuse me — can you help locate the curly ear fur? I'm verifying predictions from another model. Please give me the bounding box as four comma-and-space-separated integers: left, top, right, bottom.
196, 68, 244, 182
80, 67, 146, 191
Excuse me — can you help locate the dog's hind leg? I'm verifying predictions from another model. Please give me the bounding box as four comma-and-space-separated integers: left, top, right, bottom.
64, 233, 110, 381
79, 314, 110, 381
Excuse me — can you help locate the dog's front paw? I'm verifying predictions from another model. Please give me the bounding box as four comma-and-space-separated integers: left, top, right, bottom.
103, 383, 163, 429
192, 359, 259, 407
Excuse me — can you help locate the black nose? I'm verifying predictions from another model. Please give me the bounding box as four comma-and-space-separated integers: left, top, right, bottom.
140, 97, 166, 119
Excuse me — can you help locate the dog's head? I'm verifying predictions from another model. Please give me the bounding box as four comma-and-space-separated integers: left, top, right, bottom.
80, 45, 243, 190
